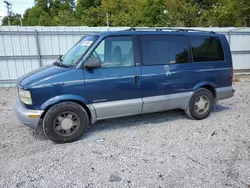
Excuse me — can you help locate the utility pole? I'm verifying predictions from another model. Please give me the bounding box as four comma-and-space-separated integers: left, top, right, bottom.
106, 13, 109, 28
16, 14, 22, 26
19, 16, 22, 26
3, 1, 12, 26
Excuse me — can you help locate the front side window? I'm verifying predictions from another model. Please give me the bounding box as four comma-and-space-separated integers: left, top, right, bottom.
140, 35, 189, 65
190, 36, 224, 62
61, 35, 99, 66
90, 36, 134, 68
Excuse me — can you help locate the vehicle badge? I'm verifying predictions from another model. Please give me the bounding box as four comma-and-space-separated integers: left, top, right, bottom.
164, 65, 171, 76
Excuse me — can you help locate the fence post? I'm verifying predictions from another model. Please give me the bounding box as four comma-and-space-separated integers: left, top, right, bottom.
228, 30, 231, 47
34, 30, 42, 67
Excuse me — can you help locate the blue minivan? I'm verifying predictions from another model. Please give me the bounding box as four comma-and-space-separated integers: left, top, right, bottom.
15, 28, 235, 143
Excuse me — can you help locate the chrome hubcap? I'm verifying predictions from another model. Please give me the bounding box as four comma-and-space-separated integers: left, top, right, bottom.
61, 118, 73, 130
53, 112, 80, 136
194, 95, 209, 114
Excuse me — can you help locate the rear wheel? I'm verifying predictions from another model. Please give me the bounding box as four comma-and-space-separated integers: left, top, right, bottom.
185, 88, 213, 120
43, 102, 89, 143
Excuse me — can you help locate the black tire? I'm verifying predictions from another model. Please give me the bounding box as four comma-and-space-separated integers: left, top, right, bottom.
43, 102, 89, 143
185, 88, 214, 120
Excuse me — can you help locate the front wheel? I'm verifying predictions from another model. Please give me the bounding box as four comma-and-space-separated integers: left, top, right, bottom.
43, 102, 89, 143
185, 88, 214, 120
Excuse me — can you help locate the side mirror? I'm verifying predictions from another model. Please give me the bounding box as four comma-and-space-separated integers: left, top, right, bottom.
84, 57, 101, 69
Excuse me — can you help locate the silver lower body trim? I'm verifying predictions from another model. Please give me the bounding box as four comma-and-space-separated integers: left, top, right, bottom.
93, 98, 142, 120
87, 87, 234, 124
142, 92, 193, 113
216, 86, 235, 101
15, 100, 44, 129
88, 92, 193, 124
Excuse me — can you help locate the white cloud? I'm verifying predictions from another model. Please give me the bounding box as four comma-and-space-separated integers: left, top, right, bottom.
0, 10, 7, 18
0, 11, 7, 25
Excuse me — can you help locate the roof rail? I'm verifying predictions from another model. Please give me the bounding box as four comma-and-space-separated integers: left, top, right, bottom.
123, 27, 216, 34
176, 28, 216, 34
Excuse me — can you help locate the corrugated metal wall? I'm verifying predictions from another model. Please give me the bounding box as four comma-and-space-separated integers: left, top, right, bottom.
0, 26, 249, 87
0, 26, 129, 87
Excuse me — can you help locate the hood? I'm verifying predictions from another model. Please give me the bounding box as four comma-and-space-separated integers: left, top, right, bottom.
17, 65, 69, 88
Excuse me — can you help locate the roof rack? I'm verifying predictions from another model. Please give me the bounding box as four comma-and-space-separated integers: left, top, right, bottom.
124, 27, 216, 34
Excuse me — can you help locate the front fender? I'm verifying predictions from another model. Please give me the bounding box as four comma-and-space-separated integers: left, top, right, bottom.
192, 81, 216, 91
41, 94, 90, 110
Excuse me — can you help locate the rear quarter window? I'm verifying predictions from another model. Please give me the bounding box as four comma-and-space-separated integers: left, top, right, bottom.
190, 36, 224, 62
140, 35, 189, 65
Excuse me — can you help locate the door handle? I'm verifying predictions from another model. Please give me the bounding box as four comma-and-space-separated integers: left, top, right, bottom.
135, 75, 140, 85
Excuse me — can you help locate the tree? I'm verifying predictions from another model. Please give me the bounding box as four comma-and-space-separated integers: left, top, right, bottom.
146, 0, 170, 26
199, 0, 250, 27
238, 0, 250, 26
93, 0, 170, 27
77, 0, 100, 10
165, 0, 202, 27
23, 6, 44, 26
1, 14, 22, 26
16, 0, 250, 27
23, 0, 76, 26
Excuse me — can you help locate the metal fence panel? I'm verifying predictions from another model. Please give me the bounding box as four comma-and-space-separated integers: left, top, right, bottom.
0, 26, 249, 87
231, 34, 250, 51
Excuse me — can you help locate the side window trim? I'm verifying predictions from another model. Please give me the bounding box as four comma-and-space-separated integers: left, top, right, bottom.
219, 35, 227, 62
134, 35, 142, 66
86, 35, 136, 69
187, 35, 194, 63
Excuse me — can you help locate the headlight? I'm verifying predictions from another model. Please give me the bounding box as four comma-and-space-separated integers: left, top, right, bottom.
18, 89, 32, 105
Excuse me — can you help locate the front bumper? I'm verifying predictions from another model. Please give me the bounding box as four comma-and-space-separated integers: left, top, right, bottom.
15, 100, 44, 129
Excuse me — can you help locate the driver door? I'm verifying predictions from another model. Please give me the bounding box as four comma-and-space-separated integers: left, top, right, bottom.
83, 36, 142, 119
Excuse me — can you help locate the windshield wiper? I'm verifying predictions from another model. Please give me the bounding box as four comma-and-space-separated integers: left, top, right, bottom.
53, 55, 75, 68
53, 55, 69, 68
53, 61, 64, 67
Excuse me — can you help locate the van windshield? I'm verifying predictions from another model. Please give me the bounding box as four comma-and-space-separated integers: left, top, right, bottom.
59, 35, 99, 67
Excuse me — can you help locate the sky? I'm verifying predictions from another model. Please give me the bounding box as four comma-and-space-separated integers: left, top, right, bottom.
0, 0, 34, 19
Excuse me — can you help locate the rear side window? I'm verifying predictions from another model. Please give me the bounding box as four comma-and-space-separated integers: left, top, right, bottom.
140, 35, 189, 65
190, 36, 224, 62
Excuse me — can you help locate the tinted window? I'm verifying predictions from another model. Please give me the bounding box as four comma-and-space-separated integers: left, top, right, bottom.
190, 36, 224, 62
140, 35, 189, 65
91, 36, 134, 68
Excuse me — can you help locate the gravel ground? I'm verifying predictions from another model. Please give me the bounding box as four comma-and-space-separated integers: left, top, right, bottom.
0, 80, 250, 188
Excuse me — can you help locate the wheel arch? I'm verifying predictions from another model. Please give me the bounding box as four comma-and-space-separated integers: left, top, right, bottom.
186, 83, 215, 120
192, 82, 216, 99
40, 95, 94, 124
